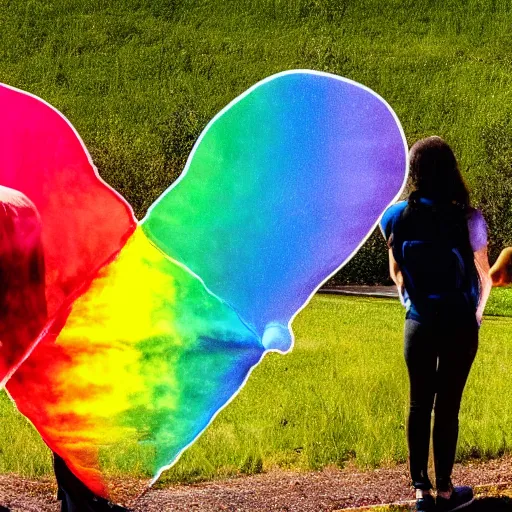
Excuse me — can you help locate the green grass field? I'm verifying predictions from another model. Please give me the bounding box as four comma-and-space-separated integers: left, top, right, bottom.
2, 292, 512, 483
2, 0, 512, 282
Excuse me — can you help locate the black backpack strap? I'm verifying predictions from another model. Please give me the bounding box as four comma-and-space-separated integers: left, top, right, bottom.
389, 199, 420, 306
389, 193, 421, 267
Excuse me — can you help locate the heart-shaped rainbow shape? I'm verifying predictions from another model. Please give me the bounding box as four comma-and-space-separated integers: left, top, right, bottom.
0, 71, 407, 504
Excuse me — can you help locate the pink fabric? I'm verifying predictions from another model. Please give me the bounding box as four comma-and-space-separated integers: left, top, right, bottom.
0, 84, 137, 385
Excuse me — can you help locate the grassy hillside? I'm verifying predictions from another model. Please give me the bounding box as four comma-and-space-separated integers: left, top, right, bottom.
2, 0, 512, 281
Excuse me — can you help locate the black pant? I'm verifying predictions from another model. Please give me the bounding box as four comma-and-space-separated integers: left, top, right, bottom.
53, 454, 130, 512
404, 315, 478, 491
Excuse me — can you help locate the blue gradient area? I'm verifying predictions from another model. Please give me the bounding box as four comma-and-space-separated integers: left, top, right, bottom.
143, 71, 407, 349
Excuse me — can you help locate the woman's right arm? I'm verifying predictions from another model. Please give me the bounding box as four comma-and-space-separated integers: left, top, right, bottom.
474, 245, 492, 324
468, 209, 491, 323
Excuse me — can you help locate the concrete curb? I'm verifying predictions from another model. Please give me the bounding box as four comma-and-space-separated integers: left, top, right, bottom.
319, 286, 398, 299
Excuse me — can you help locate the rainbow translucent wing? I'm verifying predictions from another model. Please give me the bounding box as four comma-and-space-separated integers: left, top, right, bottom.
142, 71, 407, 350
5, 71, 407, 504
0, 84, 137, 386
7, 229, 262, 500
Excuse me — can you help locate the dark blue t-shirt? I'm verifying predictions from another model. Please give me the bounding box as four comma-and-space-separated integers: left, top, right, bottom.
379, 199, 487, 321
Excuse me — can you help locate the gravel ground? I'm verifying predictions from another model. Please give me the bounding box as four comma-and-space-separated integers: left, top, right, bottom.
1, 457, 512, 511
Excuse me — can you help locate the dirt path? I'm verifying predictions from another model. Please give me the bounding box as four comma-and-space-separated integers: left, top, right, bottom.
1, 457, 512, 511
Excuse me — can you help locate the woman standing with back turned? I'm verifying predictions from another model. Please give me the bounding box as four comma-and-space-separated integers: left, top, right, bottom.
380, 137, 491, 512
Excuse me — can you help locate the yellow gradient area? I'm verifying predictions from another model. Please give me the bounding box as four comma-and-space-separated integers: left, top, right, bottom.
46, 227, 181, 440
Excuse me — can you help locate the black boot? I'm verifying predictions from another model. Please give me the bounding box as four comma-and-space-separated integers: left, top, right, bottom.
416, 494, 435, 511
436, 486, 474, 511
54, 453, 131, 512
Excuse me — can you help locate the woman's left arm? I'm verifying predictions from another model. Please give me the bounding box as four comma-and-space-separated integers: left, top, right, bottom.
388, 248, 403, 289
388, 248, 406, 305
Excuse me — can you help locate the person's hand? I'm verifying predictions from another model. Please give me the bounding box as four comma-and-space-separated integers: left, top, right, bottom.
490, 247, 512, 286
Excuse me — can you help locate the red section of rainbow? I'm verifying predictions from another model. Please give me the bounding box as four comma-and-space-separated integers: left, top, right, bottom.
0, 83, 137, 384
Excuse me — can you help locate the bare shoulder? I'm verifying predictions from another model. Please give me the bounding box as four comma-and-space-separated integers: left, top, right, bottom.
0, 185, 38, 213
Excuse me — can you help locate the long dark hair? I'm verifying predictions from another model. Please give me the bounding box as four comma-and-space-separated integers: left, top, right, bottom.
409, 136, 470, 208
